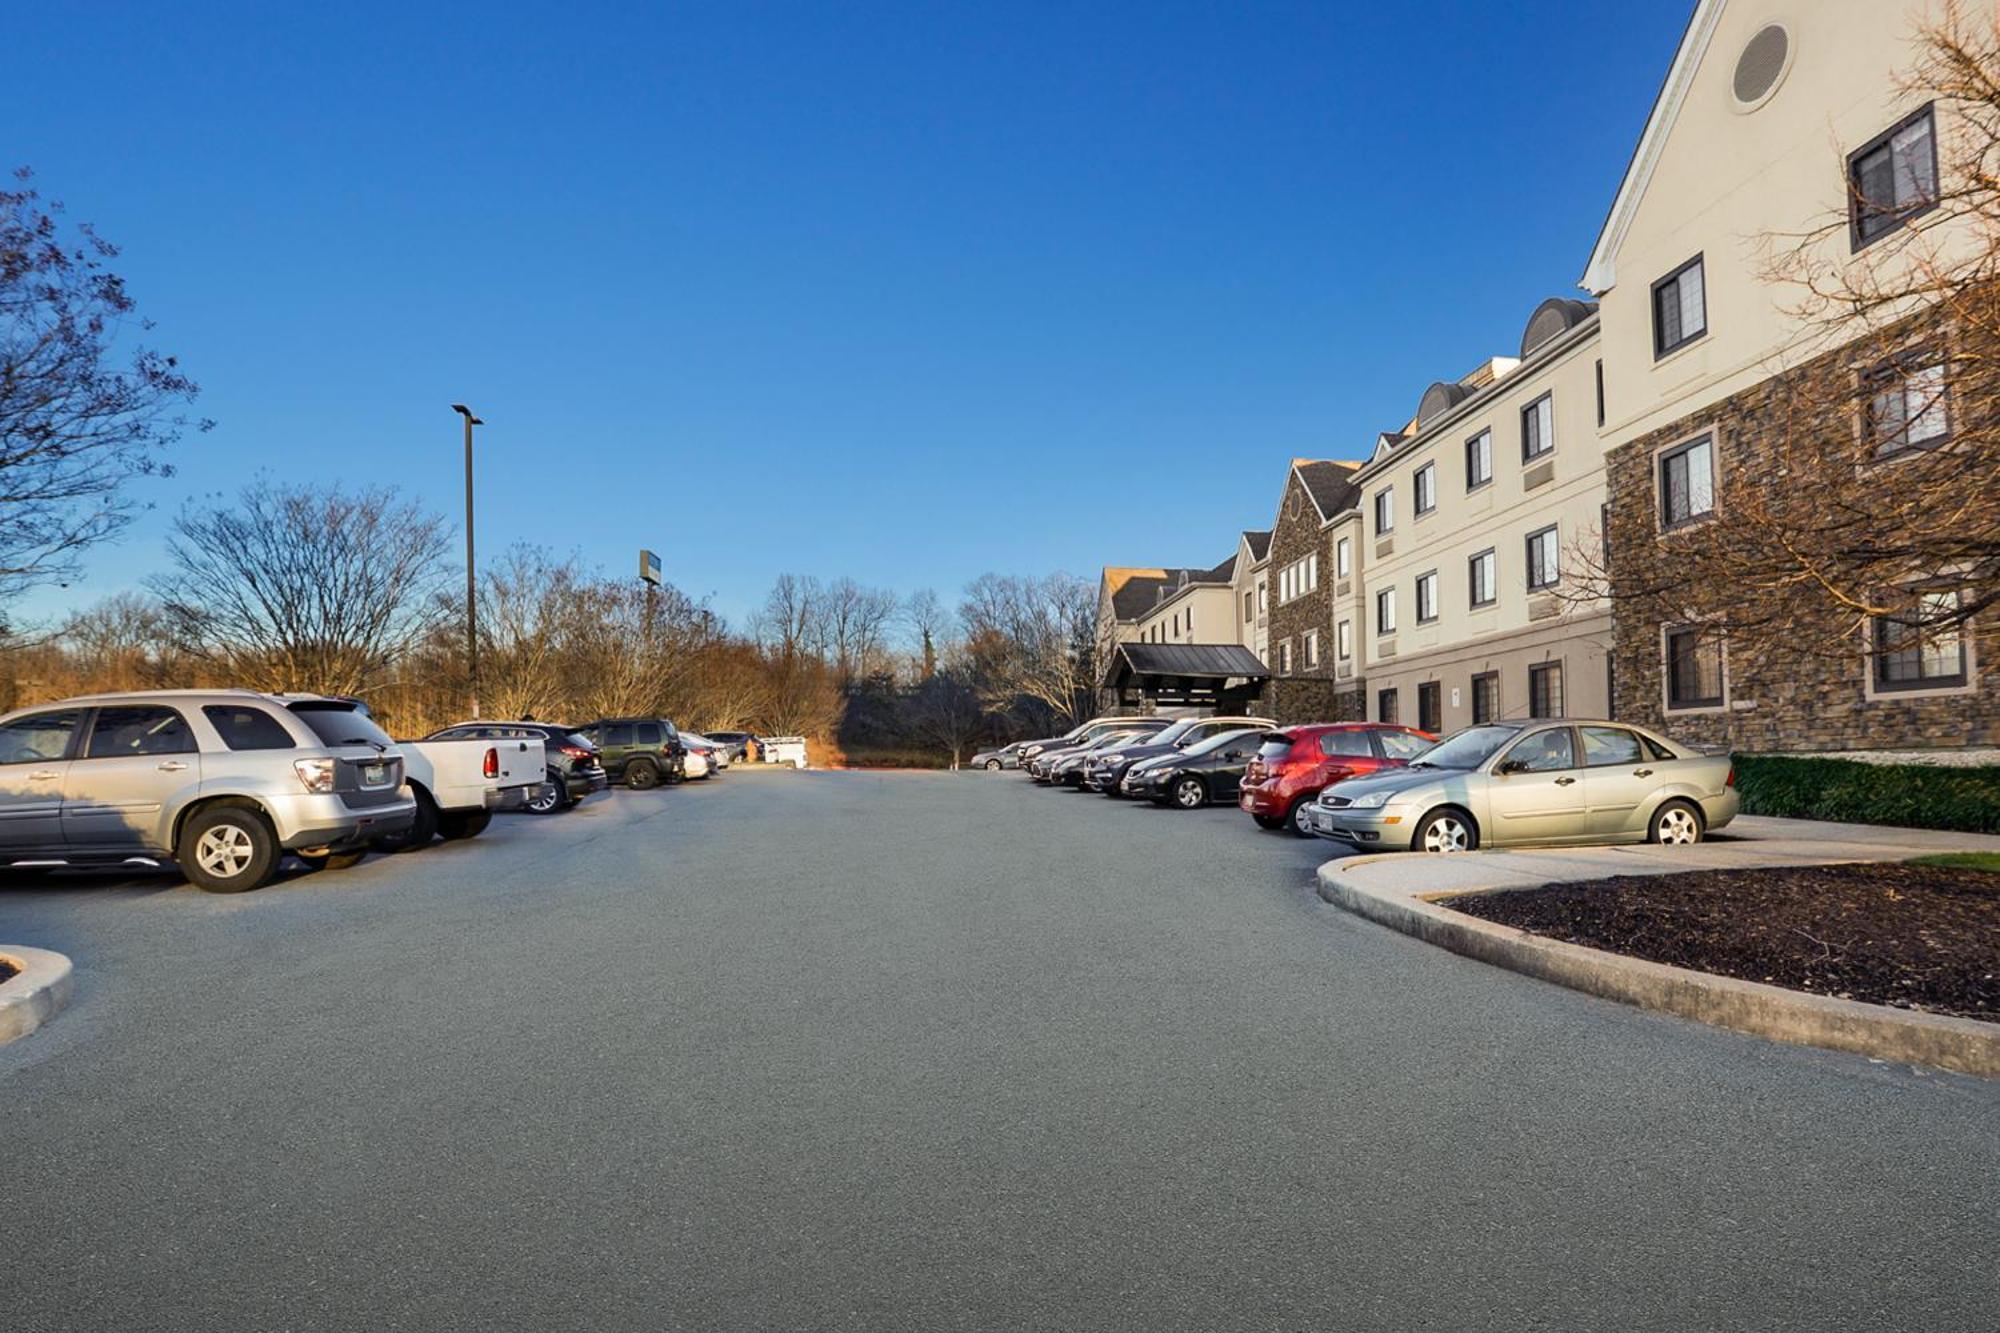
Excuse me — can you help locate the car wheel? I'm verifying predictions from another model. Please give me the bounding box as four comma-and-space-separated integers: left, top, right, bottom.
1285, 801, 1314, 837
984, 759, 1001, 771
1649, 800, 1704, 846
180, 805, 279, 893
374, 788, 439, 853
296, 849, 367, 872
627, 760, 662, 791
437, 810, 493, 841
1415, 808, 1478, 854
1172, 776, 1206, 809
526, 780, 564, 814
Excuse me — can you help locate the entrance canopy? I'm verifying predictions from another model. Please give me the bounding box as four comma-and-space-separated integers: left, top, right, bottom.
1102, 642, 1270, 710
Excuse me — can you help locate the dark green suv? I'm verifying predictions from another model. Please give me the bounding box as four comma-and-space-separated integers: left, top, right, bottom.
573, 717, 686, 789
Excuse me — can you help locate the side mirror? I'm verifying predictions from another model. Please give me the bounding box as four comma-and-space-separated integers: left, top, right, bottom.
1495, 759, 1525, 776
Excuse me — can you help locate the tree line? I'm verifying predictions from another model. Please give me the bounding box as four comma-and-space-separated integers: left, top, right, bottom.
0, 477, 1103, 762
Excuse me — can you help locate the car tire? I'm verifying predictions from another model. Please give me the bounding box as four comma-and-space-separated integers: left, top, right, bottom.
437, 810, 493, 841
1285, 801, 1314, 837
374, 788, 439, 853
984, 759, 1001, 771
1649, 799, 1705, 846
627, 760, 662, 791
1252, 813, 1285, 830
526, 780, 564, 814
296, 849, 367, 872
1413, 807, 1479, 854
1171, 776, 1206, 810
180, 805, 280, 893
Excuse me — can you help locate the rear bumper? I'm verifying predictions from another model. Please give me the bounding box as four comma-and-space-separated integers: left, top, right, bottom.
1236, 779, 1305, 816
564, 769, 611, 799
278, 798, 417, 852
485, 786, 533, 812
1702, 789, 1742, 830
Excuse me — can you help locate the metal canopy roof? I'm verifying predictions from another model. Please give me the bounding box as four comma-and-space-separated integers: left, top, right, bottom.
1104, 642, 1270, 687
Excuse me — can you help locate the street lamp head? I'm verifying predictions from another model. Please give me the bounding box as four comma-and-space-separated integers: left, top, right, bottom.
452, 403, 484, 425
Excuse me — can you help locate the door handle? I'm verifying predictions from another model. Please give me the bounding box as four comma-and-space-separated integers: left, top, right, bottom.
28, 770, 59, 781
157, 761, 189, 772
1553, 776, 1577, 786
1633, 768, 1653, 778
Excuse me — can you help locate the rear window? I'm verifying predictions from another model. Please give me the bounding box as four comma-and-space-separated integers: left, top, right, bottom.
565, 732, 594, 750
1319, 730, 1375, 757
636, 722, 663, 745
1255, 737, 1293, 760
287, 703, 396, 749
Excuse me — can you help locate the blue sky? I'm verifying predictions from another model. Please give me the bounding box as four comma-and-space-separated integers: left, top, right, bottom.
13, 0, 1690, 631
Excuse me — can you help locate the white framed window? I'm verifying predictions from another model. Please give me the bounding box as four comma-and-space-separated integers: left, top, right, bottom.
1651, 255, 1706, 357
1414, 462, 1436, 515
1465, 430, 1492, 490
1865, 355, 1950, 457
1307, 552, 1318, 592
1304, 629, 1320, 668
1469, 548, 1497, 607
1336, 619, 1352, 661
1335, 536, 1351, 579
1872, 589, 1967, 691
1525, 526, 1559, 590
1658, 434, 1716, 527
1521, 393, 1554, 462
1415, 571, 1438, 623
1376, 588, 1396, 636
1851, 105, 1939, 249
1277, 640, 1293, 674
1374, 489, 1394, 534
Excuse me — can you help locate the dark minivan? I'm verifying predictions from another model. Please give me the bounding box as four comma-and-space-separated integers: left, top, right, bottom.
573, 717, 686, 789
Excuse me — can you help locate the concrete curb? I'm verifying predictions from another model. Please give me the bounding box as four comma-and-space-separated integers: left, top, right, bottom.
1317, 857, 2000, 1080
0, 946, 75, 1046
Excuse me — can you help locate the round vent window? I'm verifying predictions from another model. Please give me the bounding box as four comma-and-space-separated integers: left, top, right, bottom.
1287, 492, 1301, 518
1731, 24, 1791, 111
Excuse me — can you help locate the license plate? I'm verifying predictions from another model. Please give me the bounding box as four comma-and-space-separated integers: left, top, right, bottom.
1239, 795, 1254, 809
360, 762, 388, 787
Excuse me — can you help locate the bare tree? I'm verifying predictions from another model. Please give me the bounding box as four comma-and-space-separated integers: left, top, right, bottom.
150, 479, 454, 697
902, 588, 954, 681
0, 169, 209, 603
1570, 3, 2000, 673
960, 571, 1099, 724
908, 662, 986, 768
819, 576, 899, 685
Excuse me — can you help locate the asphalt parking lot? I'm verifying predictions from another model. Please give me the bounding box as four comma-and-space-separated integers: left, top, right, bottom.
3, 769, 1996, 1331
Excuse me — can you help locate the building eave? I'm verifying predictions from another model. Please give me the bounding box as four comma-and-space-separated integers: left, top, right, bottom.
1580, 0, 1724, 296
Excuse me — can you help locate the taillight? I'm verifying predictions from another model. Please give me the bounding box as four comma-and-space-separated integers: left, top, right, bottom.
1725, 765, 1736, 788
559, 744, 590, 760
483, 746, 499, 778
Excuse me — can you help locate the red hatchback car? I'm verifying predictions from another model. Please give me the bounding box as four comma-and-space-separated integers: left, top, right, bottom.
1237, 723, 1436, 834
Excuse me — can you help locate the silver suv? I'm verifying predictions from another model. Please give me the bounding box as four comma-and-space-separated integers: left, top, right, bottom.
0, 690, 417, 893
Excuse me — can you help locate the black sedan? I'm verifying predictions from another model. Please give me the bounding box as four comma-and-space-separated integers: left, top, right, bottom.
1085, 714, 1275, 795
1124, 728, 1264, 809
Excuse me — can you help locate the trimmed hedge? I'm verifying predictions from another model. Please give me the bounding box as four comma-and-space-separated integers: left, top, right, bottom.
1731, 754, 2000, 834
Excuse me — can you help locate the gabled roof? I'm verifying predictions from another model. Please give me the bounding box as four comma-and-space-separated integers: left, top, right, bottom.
1110, 573, 1175, 620
1241, 530, 1272, 562
1581, 0, 1721, 294
1200, 553, 1237, 583
1293, 459, 1362, 521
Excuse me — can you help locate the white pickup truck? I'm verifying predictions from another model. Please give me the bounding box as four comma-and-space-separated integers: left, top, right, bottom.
758, 736, 809, 769
383, 732, 546, 847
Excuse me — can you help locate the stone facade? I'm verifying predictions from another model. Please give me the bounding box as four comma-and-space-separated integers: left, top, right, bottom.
1264, 675, 1366, 726
1606, 321, 1998, 754
1265, 470, 1335, 680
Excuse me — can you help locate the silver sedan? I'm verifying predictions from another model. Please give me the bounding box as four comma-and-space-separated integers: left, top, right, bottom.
1301, 719, 1739, 853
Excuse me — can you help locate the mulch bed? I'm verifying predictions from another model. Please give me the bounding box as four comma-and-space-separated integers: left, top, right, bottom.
1445, 862, 2000, 1023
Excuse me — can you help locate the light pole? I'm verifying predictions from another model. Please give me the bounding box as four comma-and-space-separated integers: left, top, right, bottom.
453, 404, 483, 716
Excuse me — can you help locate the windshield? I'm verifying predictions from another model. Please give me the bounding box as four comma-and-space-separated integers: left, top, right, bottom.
1183, 727, 1256, 757
1410, 724, 1518, 770
288, 701, 397, 750
1148, 720, 1197, 747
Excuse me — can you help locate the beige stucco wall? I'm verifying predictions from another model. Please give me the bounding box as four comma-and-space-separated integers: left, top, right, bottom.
1134, 583, 1236, 645
1349, 320, 1608, 721
1595, 0, 1961, 445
